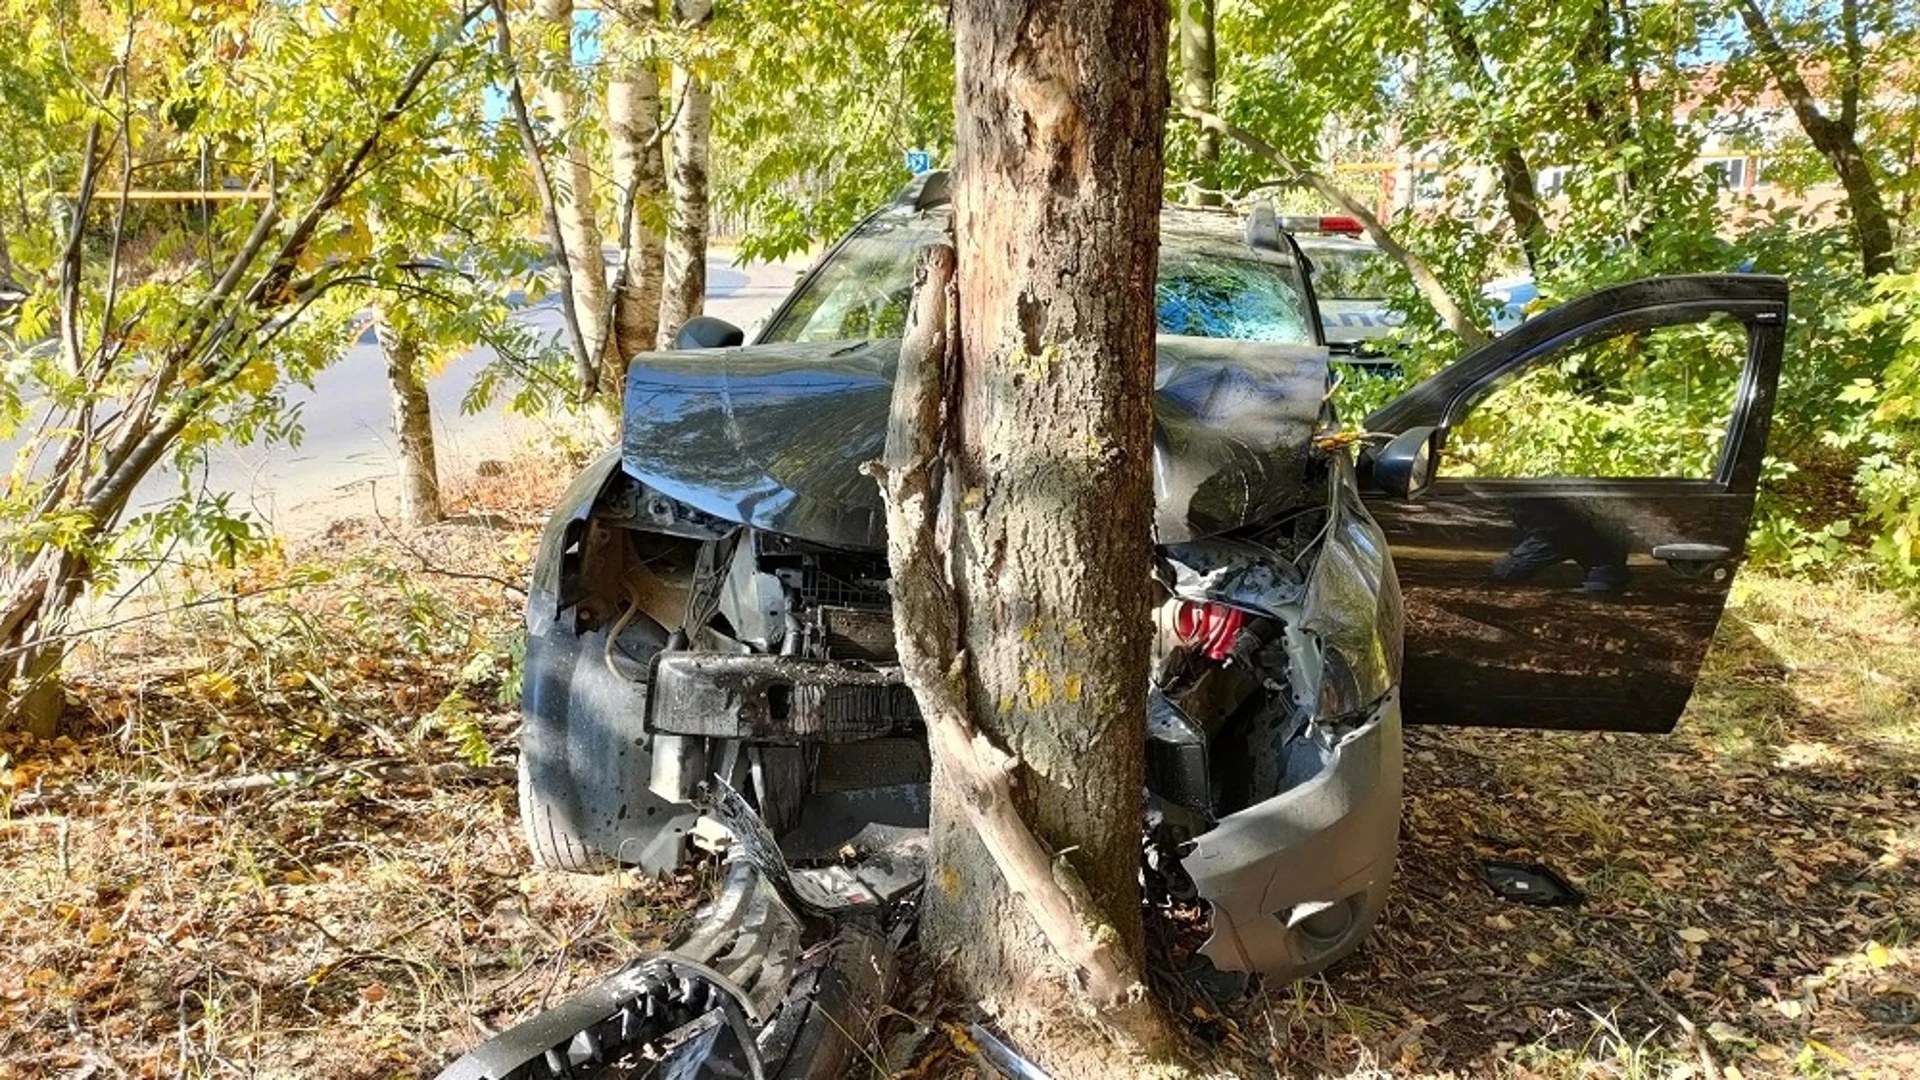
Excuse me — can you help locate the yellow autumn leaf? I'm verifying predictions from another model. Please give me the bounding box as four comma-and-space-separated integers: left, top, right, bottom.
189, 670, 240, 702
1864, 940, 1892, 969
1678, 926, 1710, 944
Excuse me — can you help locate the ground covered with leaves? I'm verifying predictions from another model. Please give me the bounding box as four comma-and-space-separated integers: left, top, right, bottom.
1, 460, 1915, 1078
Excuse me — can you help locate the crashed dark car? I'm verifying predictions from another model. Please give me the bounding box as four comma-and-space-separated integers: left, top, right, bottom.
447, 172, 1787, 1077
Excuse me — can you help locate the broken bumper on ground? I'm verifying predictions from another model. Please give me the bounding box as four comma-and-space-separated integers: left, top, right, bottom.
1183, 690, 1403, 981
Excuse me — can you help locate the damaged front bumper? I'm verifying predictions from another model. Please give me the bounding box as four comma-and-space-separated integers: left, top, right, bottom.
1183, 690, 1403, 981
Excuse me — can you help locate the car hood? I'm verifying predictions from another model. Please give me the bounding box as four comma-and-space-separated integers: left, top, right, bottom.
621, 335, 1329, 550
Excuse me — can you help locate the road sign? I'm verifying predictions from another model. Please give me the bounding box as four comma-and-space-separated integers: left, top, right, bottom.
904, 149, 932, 175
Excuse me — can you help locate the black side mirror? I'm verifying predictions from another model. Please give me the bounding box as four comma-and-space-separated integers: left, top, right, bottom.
1366, 425, 1441, 500
672, 315, 745, 350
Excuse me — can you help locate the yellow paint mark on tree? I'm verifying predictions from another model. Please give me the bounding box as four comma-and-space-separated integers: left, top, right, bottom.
1063, 673, 1084, 702
937, 864, 963, 896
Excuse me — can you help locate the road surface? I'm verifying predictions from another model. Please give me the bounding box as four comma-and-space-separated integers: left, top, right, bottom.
174, 248, 809, 535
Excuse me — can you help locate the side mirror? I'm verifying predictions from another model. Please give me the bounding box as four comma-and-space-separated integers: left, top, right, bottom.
1366, 425, 1441, 500
672, 315, 745, 350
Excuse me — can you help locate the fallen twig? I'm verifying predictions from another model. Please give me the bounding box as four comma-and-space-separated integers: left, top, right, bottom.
368, 480, 530, 598
1621, 964, 1724, 1080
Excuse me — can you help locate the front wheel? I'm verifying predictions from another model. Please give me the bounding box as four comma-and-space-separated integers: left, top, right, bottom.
517, 623, 698, 874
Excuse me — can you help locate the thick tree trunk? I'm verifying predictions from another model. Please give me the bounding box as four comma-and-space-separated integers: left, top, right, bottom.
657, 0, 711, 346
904, 0, 1170, 1064
1178, 0, 1220, 206
606, 6, 666, 375
1737, 0, 1895, 277
376, 313, 443, 526
533, 0, 614, 373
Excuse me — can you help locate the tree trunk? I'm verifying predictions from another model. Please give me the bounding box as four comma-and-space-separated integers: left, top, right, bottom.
606, 5, 666, 376
904, 0, 1170, 1065
0, 217, 20, 293
0, 547, 82, 739
1178, 0, 1219, 206
376, 312, 443, 526
1431, 0, 1551, 272
533, 0, 614, 372
657, 0, 711, 346
1737, 0, 1895, 277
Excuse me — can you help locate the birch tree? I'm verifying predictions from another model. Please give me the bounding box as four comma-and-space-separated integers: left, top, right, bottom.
658, 0, 713, 344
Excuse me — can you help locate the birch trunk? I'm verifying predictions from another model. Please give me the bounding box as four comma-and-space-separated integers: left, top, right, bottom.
606, 4, 665, 376
904, 0, 1172, 1065
376, 312, 443, 526
657, 0, 711, 346
1178, 0, 1220, 206
533, 0, 613, 376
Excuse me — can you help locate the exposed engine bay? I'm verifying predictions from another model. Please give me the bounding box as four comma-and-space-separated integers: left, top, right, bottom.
519, 436, 1399, 957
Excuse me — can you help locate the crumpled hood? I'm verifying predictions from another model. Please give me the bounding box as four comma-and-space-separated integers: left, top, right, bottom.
621, 335, 1329, 549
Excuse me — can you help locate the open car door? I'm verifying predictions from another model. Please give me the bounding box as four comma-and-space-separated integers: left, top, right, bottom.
1361, 275, 1787, 731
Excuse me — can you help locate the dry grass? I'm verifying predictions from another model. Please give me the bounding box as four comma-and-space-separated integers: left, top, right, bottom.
0, 452, 711, 1078
2, 462, 1917, 1078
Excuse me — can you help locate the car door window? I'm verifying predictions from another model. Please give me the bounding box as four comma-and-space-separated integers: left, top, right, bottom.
1443, 313, 1748, 481
1358, 276, 1787, 734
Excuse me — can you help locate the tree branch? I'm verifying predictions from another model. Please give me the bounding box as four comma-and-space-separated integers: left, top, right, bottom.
1181, 107, 1491, 351
492, 0, 598, 400
81, 6, 488, 527
1428, 0, 1551, 270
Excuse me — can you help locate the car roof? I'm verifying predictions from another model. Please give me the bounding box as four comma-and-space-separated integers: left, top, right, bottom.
890, 171, 1299, 268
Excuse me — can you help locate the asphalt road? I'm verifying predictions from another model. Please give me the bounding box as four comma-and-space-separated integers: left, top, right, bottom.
171, 248, 809, 535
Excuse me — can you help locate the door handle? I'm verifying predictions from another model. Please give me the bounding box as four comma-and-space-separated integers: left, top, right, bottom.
1652, 542, 1733, 581
1652, 543, 1731, 562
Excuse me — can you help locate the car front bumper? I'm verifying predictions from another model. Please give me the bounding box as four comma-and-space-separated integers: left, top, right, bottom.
1183, 689, 1403, 981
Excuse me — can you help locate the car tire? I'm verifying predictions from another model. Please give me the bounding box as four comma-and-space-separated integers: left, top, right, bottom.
517, 622, 698, 875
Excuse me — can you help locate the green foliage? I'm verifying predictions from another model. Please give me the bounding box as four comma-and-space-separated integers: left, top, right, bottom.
1820, 272, 1920, 581
1447, 318, 1747, 480
712, 0, 953, 261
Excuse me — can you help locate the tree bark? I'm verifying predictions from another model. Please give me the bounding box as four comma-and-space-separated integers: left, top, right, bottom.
606, 4, 666, 375
375, 311, 444, 526
1737, 0, 1895, 277
0, 217, 20, 294
532, 0, 615, 372
1178, 0, 1220, 206
657, 0, 711, 346
1186, 107, 1492, 350
905, 0, 1171, 1064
